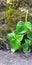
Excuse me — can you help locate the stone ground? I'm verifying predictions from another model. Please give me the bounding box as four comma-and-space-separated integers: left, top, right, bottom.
0, 50, 32, 65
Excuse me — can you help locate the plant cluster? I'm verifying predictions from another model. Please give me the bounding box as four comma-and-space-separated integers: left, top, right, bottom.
7, 10, 32, 53
7, 21, 32, 53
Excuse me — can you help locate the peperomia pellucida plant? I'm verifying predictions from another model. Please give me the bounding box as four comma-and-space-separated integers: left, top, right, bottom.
7, 10, 32, 53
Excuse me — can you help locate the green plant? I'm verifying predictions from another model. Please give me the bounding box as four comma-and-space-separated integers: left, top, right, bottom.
7, 32, 23, 52
7, 10, 32, 53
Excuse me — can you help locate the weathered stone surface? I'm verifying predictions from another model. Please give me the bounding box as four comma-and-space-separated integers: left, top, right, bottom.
0, 50, 32, 65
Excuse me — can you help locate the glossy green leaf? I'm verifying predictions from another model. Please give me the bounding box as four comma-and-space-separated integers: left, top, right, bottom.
27, 31, 32, 40
7, 32, 23, 51
25, 39, 31, 45
15, 35, 23, 42
23, 39, 31, 52
25, 21, 31, 31
14, 21, 28, 34
23, 44, 28, 53
31, 24, 32, 32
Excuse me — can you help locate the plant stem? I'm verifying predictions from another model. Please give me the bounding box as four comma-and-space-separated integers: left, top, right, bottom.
25, 10, 28, 22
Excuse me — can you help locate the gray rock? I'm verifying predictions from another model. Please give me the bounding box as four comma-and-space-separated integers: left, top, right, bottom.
0, 50, 32, 65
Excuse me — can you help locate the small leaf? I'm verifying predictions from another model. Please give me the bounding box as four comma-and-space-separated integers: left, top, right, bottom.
31, 24, 32, 32
25, 21, 31, 31
7, 32, 15, 40
16, 35, 24, 42
7, 32, 23, 51
25, 39, 31, 45
27, 31, 32, 40
23, 43, 28, 53
14, 21, 28, 34
22, 39, 31, 52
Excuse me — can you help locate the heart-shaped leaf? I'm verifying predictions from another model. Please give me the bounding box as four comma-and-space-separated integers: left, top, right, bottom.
27, 31, 32, 41
25, 21, 31, 31
25, 39, 31, 45
14, 21, 28, 34
7, 32, 23, 51
23, 39, 31, 52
